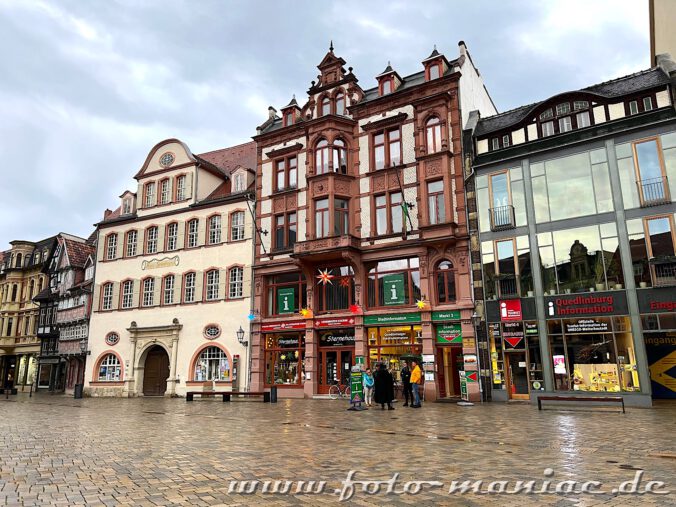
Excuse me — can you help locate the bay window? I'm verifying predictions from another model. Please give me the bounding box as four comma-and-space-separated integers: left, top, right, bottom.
425, 117, 442, 153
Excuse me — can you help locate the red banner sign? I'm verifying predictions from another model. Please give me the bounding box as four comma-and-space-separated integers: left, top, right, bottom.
314, 317, 356, 328
499, 300, 522, 321
261, 321, 306, 332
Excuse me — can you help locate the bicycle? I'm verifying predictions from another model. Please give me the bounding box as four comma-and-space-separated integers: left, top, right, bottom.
328, 383, 351, 400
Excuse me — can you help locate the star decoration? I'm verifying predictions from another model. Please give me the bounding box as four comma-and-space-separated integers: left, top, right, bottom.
247, 311, 256, 321
349, 304, 362, 314
316, 269, 335, 285
339, 277, 351, 288
416, 299, 428, 310
299, 308, 314, 318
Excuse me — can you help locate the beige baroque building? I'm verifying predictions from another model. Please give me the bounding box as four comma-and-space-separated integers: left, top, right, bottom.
85, 138, 256, 397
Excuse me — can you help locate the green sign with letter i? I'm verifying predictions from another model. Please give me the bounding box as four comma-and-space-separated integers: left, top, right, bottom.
277, 287, 295, 314
383, 273, 405, 306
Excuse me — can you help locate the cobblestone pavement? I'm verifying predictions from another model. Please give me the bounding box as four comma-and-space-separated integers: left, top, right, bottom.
0, 394, 675, 506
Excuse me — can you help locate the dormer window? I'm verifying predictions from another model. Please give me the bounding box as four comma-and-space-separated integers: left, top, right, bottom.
643, 97, 653, 111
555, 103, 570, 115
283, 111, 294, 127
502, 135, 510, 148
122, 198, 132, 215
558, 116, 572, 133
234, 173, 245, 192
429, 64, 440, 80
539, 109, 553, 120
629, 100, 639, 115
491, 138, 500, 150
381, 79, 392, 95
577, 111, 591, 128
573, 101, 589, 111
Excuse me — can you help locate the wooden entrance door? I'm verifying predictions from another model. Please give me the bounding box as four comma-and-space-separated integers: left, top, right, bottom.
505, 351, 530, 400
318, 348, 354, 394
143, 346, 169, 396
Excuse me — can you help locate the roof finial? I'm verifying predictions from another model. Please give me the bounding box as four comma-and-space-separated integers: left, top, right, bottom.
329, 40, 334, 52
388, 60, 391, 66
434, 44, 437, 51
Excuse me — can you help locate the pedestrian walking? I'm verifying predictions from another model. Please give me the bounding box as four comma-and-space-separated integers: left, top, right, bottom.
400, 360, 412, 406
362, 368, 374, 407
410, 359, 423, 408
374, 363, 395, 410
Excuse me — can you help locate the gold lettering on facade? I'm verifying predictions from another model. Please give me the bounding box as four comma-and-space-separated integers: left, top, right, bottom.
141, 256, 180, 270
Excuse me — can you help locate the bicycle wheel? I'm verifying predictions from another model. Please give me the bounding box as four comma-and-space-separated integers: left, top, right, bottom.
328, 384, 341, 400
344, 385, 351, 398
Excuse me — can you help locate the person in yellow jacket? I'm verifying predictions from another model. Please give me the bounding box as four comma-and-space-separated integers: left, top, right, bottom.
410, 359, 423, 408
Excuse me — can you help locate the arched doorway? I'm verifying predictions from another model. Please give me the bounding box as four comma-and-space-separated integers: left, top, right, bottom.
143, 345, 169, 396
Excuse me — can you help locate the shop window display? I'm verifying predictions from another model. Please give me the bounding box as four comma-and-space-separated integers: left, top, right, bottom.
265, 334, 305, 386
367, 325, 422, 382
548, 316, 639, 392
193, 347, 230, 381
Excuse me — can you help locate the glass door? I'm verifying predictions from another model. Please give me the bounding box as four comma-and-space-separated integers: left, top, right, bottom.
506, 352, 530, 400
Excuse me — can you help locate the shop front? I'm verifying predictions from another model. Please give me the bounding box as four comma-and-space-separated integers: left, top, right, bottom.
364, 313, 422, 384
432, 310, 463, 398
637, 287, 676, 399
315, 317, 356, 394
545, 291, 640, 394
486, 298, 542, 401
262, 321, 306, 390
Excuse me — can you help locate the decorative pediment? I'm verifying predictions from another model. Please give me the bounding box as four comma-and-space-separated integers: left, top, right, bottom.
134, 138, 197, 180
361, 112, 409, 132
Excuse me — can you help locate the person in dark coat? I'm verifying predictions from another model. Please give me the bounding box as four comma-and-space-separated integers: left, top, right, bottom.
400, 360, 412, 406
374, 363, 395, 410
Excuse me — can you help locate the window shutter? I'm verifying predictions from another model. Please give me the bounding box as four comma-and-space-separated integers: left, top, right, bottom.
220, 269, 228, 299
194, 271, 204, 301
92, 284, 100, 310
197, 218, 206, 246
242, 266, 251, 296
96, 235, 105, 262
185, 172, 194, 200
116, 235, 123, 259
111, 282, 120, 310
132, 280, 140, 308
137, 182, 145, 206
177, 221, 185, 249
153, 277, 161, 306
167, 178, 174, 203
174, 275, 182, 303
157, 226, 165, 253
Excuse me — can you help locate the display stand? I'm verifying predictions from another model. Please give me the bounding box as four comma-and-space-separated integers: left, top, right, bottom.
347, 366, 367, 411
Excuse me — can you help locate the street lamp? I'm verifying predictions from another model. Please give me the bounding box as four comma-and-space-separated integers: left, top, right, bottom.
471, 311, 484, 403
79, 337, 87, 355
236, 326, 248, 346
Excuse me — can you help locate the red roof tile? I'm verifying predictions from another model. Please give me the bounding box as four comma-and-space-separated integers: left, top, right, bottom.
63, 238, 94, 268
198, 141, 256, 174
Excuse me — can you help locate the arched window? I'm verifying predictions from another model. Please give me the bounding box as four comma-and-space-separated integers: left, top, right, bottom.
11, 284, 18, 302
228, 266, 244, 298
97, 354, 121, 381
335, 92, 345, 115
194, 346, 230, 381
426, 116, 442, 154
28, 280, 34, 300
333, 139, 347, 174
435, 261, 456, 304
315, 139, 330, 174
15, 253, 22, 268
321, 96, 331, 116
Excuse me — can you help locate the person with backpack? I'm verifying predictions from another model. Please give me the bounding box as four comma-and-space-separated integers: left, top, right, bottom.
410, 359, 423, 408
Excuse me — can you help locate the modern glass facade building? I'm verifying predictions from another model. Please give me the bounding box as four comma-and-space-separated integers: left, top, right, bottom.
466, 56, 676, 406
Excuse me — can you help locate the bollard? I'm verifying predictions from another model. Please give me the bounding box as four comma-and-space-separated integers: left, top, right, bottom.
73, 383, 84, 399
270, 386, 277, 403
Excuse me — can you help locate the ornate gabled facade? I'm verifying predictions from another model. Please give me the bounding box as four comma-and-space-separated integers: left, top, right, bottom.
85, 138, 257, 397
34, 233, 95, 393
251, 42, 496, 401
465, 54, 676, 406
0, 237, 55, 391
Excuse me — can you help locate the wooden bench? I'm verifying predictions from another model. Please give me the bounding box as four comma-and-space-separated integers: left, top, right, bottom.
186, 391, 271, 402
537, 395, 625, 413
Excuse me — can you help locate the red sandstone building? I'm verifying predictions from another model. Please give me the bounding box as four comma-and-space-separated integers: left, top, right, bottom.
250, 42, 496, 401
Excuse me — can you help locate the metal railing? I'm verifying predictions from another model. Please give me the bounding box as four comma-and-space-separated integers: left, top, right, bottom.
489, 205, 516, 231
638, 176, 670, 207
654, 261, 676, 286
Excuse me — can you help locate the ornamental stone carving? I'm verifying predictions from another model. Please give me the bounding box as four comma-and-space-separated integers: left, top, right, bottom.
425, 158, 442, 177
334, 180, 351, 195
273, 197, 285, 212
373, 175, 386, 192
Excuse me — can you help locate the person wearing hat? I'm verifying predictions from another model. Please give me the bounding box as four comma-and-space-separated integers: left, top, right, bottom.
409, 359, 423, 408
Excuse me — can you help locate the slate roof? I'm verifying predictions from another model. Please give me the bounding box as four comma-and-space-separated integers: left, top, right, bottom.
198, 141, 256, 175
475, 67, 671, 137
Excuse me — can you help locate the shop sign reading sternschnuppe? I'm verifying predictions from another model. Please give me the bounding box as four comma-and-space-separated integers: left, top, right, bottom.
363, 313, 421, 325
319, 330, 355, 347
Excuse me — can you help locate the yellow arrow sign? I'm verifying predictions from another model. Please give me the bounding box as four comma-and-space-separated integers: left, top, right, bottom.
650, 351, 676, 392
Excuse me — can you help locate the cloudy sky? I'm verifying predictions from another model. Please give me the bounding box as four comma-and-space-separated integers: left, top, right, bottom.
0, 0, 649, 249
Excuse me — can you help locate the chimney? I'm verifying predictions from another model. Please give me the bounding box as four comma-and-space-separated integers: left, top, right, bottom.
458, 40, 467, 57
103, 209, 112, 220
268, 106, 277, 120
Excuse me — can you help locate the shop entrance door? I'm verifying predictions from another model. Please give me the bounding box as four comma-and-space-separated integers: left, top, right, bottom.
437, 347, 463, 398
318, 348, 353, 394
506, 352, 530, 400
143, 346, 169, 396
